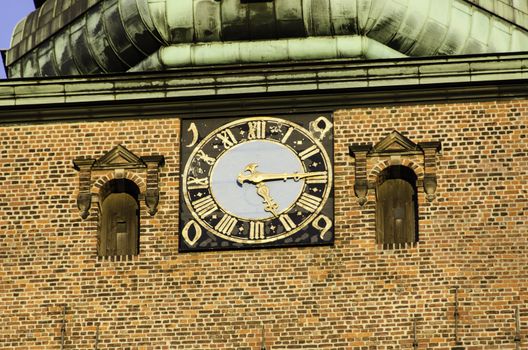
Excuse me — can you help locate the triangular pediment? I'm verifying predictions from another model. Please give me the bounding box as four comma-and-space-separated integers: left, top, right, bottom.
372, 131, 419, 154
93, 145, 145, 169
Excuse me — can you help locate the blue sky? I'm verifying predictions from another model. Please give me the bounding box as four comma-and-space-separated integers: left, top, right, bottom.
0, 0, 35, 79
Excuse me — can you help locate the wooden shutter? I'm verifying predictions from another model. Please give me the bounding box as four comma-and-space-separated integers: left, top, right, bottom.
376, 178, 417, 246
99, 193, 139, 256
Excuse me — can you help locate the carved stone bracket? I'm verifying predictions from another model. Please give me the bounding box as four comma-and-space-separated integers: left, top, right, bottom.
73, 159, 96, 219
419, 141, 442, 202
348, 144, 372, 206
141, 156, 165, 216
73, 145, 165, 219
349, 131, 441, 205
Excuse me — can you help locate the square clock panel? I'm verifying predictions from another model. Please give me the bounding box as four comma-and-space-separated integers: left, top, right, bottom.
179, 114, 334, 252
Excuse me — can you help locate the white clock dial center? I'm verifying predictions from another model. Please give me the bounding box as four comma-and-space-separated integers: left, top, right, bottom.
210, 140, 304, 220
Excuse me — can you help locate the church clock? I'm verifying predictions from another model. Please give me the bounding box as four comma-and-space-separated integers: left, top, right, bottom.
179, 115, 334, 252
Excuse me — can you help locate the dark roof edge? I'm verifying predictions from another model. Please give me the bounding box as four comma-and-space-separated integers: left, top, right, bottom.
0, 50, 6, 79
34, 0, 46, 8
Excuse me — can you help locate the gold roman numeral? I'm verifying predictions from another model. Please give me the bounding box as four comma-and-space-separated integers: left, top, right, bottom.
247, 121, 266, 140
278, 214, 296, 231
215, 214, 237, 236
197, 150, 215, 165
281, 127, 294, 144
187, 176, 209, 190
217, 129, 238, 149
249, 221, 265, 239
305, 172, 328, 184
298, 145, 320, 160
297, 193, 322, 212
193, 195, 217, 218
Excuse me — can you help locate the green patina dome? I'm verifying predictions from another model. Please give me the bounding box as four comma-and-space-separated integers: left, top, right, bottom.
5, 0, 528, 78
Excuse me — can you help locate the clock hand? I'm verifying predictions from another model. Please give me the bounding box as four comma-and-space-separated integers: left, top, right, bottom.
255, 182, 279, 217
237, 163, 325, 185
237, 163, 325, 216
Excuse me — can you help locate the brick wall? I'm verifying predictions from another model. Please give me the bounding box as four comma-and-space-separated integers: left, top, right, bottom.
0, 99, 526, 349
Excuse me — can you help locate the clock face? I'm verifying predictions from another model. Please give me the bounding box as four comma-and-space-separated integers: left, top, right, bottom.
179, 115, 333, 251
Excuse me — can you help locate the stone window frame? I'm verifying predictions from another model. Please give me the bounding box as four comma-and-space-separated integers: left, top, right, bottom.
73, 145, 164, 258
349, 131, 440, 248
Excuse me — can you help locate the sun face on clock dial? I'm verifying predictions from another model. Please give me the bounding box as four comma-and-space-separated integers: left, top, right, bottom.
179, 115, 334, 252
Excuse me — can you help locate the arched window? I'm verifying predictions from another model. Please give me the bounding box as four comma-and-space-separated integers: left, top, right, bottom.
98, 179, 140, 257
376, 165, 418, 247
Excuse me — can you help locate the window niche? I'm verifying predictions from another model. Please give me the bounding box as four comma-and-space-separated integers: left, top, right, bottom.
99, 179, 140, 257
349, 131, 440, 248
376, 165, 418, 246
73, 145, 164, 258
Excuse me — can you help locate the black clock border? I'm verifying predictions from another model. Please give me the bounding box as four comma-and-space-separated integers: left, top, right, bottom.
179, 114, 335, 253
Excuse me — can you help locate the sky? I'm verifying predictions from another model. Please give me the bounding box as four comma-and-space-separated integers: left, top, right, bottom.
0, 0, 35, 79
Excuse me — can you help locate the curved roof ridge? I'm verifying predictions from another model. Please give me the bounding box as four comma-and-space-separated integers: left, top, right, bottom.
465, 0, 528, 30
8, 0, 101, 64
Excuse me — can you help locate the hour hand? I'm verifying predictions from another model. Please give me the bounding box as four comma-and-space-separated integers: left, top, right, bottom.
256, 183, 279, 216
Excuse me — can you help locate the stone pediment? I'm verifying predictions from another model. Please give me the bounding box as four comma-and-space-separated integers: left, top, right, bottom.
93, 145, 145, 169
349, 131, 441, 206
73, 145, 165, 219
371, 131, 419, 155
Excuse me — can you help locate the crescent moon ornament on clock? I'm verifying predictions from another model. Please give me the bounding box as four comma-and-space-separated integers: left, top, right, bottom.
179, 115, 334, 251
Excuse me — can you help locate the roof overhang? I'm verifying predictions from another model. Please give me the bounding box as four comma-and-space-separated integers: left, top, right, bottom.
0, 52, 527, 123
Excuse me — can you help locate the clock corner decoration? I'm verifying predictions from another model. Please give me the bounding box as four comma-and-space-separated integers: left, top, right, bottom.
179, 115, 334, 252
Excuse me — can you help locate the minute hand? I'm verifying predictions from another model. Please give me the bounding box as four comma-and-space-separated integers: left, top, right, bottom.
237, 170, 326, 185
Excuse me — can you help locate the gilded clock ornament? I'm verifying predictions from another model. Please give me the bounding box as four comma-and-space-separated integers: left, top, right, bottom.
179, 115, 334, 251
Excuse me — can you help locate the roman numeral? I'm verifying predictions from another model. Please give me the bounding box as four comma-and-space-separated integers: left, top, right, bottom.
249, 221, 265, 240
305, 172, 328, 184
297, 193, 322, 212
217, 129, 238, 149
298, 145, 320, 160
278, 214, 296, 231
187, 176, 209, 190
247, 121, 266, 140
281, 127, 294, 144
197, 150, 215, 165
193, 195, 217, 218
215, 214, 237, 236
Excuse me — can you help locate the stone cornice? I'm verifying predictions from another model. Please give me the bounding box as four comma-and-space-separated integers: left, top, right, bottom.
0, 53, 527, 123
